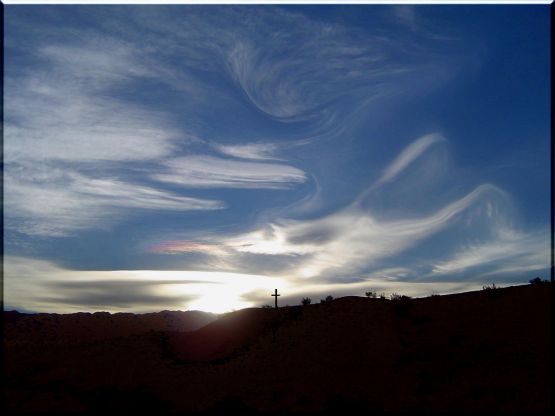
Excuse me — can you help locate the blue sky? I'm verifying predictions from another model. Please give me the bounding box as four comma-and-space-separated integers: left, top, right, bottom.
4, 4, 550, 313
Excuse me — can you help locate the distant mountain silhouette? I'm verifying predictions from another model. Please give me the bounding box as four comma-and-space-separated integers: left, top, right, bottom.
4, 284, 550, 412
4, 309, 217, 345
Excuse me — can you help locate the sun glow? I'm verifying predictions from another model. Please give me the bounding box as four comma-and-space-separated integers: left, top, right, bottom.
161, 273, 289, 313
186, 290, 253, 314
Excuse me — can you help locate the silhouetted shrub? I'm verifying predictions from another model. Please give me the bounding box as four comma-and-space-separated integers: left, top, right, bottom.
482, 283, 498, 290
365, 291, 377, 298
482, 283, 502, 298
320, 295, 334, 304
261, 304, 273, 309
390, 293, 411, 301
301, 297, 311, 305
529, 277, 547, 284
379, 293, 387, 300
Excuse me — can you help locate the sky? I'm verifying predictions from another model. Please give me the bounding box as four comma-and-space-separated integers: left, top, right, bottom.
3, 4, 551, 314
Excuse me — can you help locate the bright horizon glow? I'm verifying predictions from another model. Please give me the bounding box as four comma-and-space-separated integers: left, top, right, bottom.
4, 255, 502, 314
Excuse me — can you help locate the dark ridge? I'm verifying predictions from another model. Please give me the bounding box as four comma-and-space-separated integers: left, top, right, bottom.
5, 283, 551, 412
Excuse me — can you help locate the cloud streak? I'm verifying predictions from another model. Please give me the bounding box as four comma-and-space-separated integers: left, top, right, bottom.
5, 166, 224, 237
355, 133, 445, 204
5, 41, 181, 164
430, 228, 549, 280
213, 142, 282, 161
375, 133, 445, 188
4, 36, 225, 237
225, 184, 502, 279
153, 156, 307, 189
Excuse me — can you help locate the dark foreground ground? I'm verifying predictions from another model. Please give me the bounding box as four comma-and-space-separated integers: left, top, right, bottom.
4, 283, 551, 412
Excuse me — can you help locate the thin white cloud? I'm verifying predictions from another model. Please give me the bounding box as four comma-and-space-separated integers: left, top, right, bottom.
225, 34, 415, 123
393, 5, 419, 31
4, 168, 224, 237
367, 133, 445, 194
379, 134, 444, 184
4, 37, 223, 237
226, 184, 501, 279
5, 41, 181, 164
152, 156, 307, 189
213, 142, 281, 161
430, 228, 549, 278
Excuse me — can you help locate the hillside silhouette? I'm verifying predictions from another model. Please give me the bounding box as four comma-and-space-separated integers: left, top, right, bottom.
4, 283, 551, 412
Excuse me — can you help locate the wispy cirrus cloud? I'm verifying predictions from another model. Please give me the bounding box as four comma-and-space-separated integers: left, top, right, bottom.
352, 133, 446, 208
5, 167, 224, 237
222, 10, 446, 125
147, 241, 229, 256
7, 15, 336, 238
148, 134, 548, 287
121, 6, 459, 137
369, 133, 445, 191
430, 228, 549, 280
4, 36, 225, 237
152, 156, 307, 189
226, 183, 503, 279
5, 6, 464, 240
213, 142, 282, 161
5, 40, 181, 164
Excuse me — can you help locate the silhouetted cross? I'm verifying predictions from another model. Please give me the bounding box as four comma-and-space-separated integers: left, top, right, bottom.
271, 289, 280, 309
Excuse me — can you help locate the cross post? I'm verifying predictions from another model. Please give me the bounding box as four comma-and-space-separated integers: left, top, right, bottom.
271, 289, 280, 309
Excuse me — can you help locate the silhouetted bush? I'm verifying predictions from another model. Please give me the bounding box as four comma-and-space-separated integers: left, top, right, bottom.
301, 297, 312, 305
379, 293, 387, 300
482, 283, 502, 298
261, 304, 273, 309
482, 283, 498, 290
390, 293, 411, 301
529, 277, 547, 284
365, 291, 377, 298
320, 295, 334, 304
